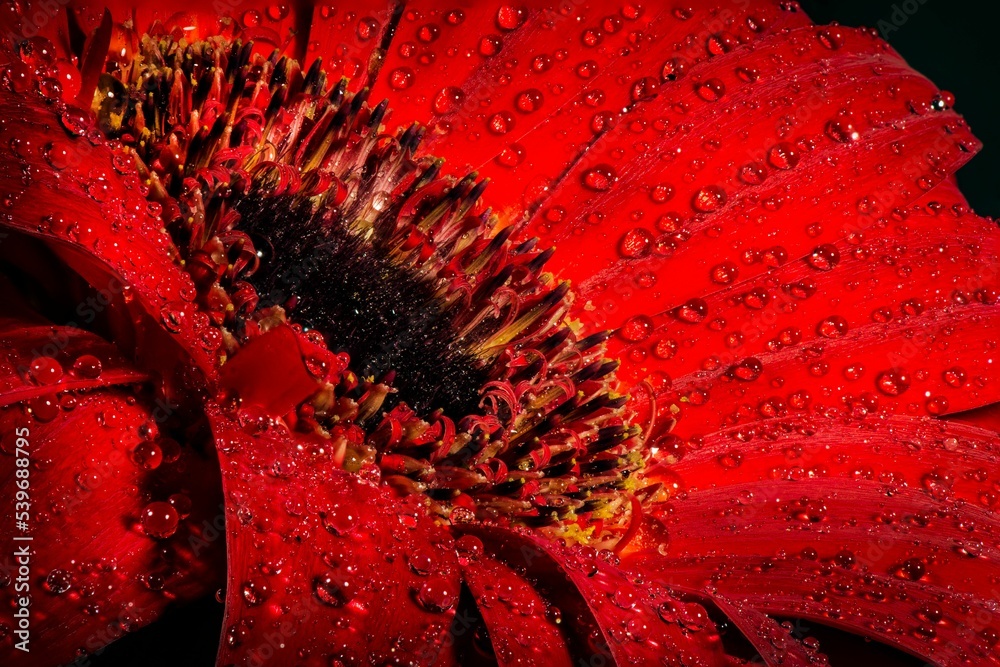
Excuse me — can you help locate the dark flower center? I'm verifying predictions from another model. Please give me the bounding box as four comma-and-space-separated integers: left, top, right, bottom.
236, 192, 487, 417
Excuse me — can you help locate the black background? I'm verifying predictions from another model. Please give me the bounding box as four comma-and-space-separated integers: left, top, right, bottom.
87, 2, 995, 666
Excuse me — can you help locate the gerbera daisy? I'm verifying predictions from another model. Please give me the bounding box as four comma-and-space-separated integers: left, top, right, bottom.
1, 1, 998, 666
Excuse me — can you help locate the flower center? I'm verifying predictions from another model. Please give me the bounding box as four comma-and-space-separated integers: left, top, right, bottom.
96, 33, 647, 545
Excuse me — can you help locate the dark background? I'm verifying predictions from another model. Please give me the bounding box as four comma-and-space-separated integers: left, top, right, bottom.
86, 2, 995, 666
802, 0, 999, 218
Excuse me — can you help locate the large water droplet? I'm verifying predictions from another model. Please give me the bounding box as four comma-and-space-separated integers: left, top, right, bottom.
141, 501, 179, 539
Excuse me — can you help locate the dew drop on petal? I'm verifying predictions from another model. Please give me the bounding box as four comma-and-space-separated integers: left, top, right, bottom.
495, 5, 526, 30
618, 227, 653, 258
876, 369, 911, 396
619, 315, 654, 343
416, 575, 459, 612
433, 87, 465, 115
767, 142, 800, 170
673, 298, 709, 323
141, 501, 179, 539
691, 185, 726, 213
29, 356, 63, 385
694, 78, 725, 102
313, 571, 353, 607
816, 315, 848, 338
388, 67, 414, 90
131, 441, 163, 471
806, 244, 840, 271
710, 261, 738, 284
72, 354, 103, 379
817, 27, 845, 50
241, 577, 271, 607
44, 568, 73, 594
582, 164, 617, 192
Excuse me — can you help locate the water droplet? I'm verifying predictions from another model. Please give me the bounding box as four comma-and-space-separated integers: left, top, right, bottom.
631, 76, 659, 102
131, 441, 163, 471
478, 35, 503, 56
767, 142, 800, 170
29, 395, 59, 422
72, 354, 103, 379
691, 185, 726, 213
806, 244, 840, 271
654, 337, 678, 360
322, 505, 359, 536
817, 27, 845, 50
619, 315, 654, 343
825, 112, 860, 143
29, 356, 63, 385
433, 87, 465, 115
515, 88, 543, 113
738, 162, 767, 185
266, 4, 289, 21
731, 357, 763, 382
582, 164, 616, 192
455, 535, 483, 564
673, 298, 709, 323
694, 78, 725, 102
314, 571, 353, 607
488, 111, 514, 135
416, 575, 458, 612
710, 261, 738, 284
417, 23, 440, 43
876, 369, 911, 396
141, 501, 179, 539
44, 568, 73, 594
241, 577, 271, 607
388, 67, 414, 90
618, 227, 653, 258
942, 367, 967, 388
816, 315, 848, 338
496, 5, 526, 30
891, 558, 926, 581
356, 16, 380, 41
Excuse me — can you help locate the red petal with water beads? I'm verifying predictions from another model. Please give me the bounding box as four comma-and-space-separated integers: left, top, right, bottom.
626, 413, 1000, 665
366, 2, 810, 217
626, 181, 1000, 438
24, 1, 811, 217
65, 0, 395, 85
208, 405, 463, 666
462, 524, 731, 666
0, 91, 222, 389
523, 23, 978, 334
458, 546, 574, 667
0, 321, 148, 407
0, 322, 224, 667
709, 597, 825, 667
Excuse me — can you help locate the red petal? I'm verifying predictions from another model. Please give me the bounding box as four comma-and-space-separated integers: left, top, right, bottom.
0, 88, 221, 389
366, 2, 808, 216
208, 406, 463, 666
459, 548, 574, 666
218, 325, 319, 417
0, 322, 147, 407
0, 323, 223, 666
529, 24, 976, 329
626, 413, 1000, 665
462, 524, 731, 665
710, 597, 826, 667
627, 180, 1000, 438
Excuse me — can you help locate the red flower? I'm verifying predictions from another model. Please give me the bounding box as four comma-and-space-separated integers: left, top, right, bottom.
1, 1, 998, 666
